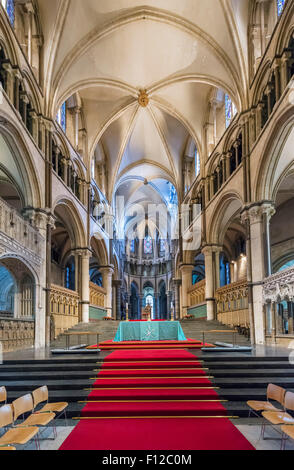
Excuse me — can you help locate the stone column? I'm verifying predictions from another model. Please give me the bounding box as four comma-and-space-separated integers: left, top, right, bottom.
167, 291, 172, 320
113, 280, 122, 320
273, 59, 281, 102
79, 249, 91, 324
280, 51, 292, 92
180, 264, 194, 318
2, 62, 14, 102
154, 292, 159, 320
100, 266, 114, 318
225, 152, 231, 180
173, 279, 182, 320
202, 246, 215, 321
242, 203, 275, 344
26, 2, 34, 65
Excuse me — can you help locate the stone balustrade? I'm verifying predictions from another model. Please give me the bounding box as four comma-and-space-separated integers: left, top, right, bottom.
0, 318, 35, 352
263, 266, 294, 304
188, 279, 206, 307
89, 282, 106, 308
216, 279, 249, 327
50, 284, 80, 339
0, 196, 44, 260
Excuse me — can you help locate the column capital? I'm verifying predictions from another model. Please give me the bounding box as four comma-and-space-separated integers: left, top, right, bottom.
202, 244, 222, 256
241, 201, 276, 225
172, 278, 182, 286
100, 265, 114, 275
179, 264, 194, 274
74, 248, 92, 258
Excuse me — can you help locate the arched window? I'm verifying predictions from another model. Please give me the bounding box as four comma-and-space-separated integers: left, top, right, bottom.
56, 102, 66, 132
195, 148, 200, 177
130, 239, 135, 253
159, 239, 165, 253
277, 0, 286, 16
279, 260, 294, 272
225, 94, 237, 128
144, 235, 153, 255
1, 0, 15, 26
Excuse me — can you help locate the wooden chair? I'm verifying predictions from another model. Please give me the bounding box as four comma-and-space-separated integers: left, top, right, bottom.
0, 404, 39, 450
32, 386, 68, 425
0, 387, 7, 405
261, 391, 294, 440
281, 425, 294, 450
247, 384, 286, 418
12, 394, 57, 439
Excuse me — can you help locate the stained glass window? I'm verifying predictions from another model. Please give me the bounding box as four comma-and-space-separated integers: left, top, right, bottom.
56, 102, 66, 132
168, 182, 177, 205
2, 0, 14, 27
277, 0, 286, 17
130, 239, 135, 253
144, 236, 153, 254
195, 148, 200, 177
159, 239, 165, 253
225, 94, 237, 128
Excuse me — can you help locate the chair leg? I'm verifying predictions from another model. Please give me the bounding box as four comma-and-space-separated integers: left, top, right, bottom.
64, 410, 68, 427
260, 422, 266, 440
280, 434, 287, 451
35, 434, 40, 450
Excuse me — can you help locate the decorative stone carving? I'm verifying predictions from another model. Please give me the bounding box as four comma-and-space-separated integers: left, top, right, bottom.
263, 266, 294, 304
138, 89, 149, 107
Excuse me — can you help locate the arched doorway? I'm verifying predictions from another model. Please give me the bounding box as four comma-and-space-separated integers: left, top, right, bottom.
0, 258, 35, 319
159, 281, 168, 319
143, 283, 155, 319
130, 282, 140, 319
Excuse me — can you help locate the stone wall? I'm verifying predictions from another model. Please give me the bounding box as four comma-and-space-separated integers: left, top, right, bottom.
0, 318, 35, 352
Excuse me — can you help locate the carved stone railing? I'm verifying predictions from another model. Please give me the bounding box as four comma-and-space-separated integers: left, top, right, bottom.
216, 279, 249, 327
0, 196, 44, 263
263, 266, 294, 304
0, 318, 35, 352
50, 284, 80, 340
188, 280, 206, 307
89, 282, 106, 308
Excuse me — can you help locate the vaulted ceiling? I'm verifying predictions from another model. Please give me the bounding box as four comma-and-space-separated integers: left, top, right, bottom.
38, 0, 250, 212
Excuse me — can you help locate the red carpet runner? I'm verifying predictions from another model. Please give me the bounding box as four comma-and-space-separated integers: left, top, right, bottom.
60, 349, 255, 450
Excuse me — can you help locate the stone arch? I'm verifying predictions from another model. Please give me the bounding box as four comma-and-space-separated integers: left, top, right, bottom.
0, 114, 42, 207
208, 191, 244, 245
254, 107, 294, 201
90, 236, 108, 267
53, 198, 87, 248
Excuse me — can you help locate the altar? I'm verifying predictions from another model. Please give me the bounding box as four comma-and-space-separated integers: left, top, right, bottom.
113, 321, 187, 342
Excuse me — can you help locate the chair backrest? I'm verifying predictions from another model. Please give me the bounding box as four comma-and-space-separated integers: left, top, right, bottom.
267, 384, 286, 406
12, 394, 34, 421
0, 386, 7, 404
284, 391, 294, 412
0, 404, 13, 428
32, 386, 48, 408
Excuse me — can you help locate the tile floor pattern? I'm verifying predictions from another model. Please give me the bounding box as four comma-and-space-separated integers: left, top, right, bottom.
7, 424, 294, 450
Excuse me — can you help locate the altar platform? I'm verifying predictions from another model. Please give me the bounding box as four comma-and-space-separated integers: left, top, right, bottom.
113, 321, 187, 342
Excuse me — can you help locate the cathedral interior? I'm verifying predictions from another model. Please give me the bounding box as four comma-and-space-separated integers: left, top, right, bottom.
0, 0, 294, 453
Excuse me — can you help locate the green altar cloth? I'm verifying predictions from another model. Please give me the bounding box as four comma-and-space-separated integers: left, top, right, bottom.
113, 321, 187, 342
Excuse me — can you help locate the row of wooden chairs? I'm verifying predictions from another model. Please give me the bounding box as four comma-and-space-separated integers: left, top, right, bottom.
247, 384, 294, 450
0, 385, 68, 450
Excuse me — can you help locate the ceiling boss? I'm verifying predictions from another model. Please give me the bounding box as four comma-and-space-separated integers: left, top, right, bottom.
138, 89, 149, 107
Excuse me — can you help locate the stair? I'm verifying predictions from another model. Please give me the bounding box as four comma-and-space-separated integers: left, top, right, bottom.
0, 354, 293, 421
